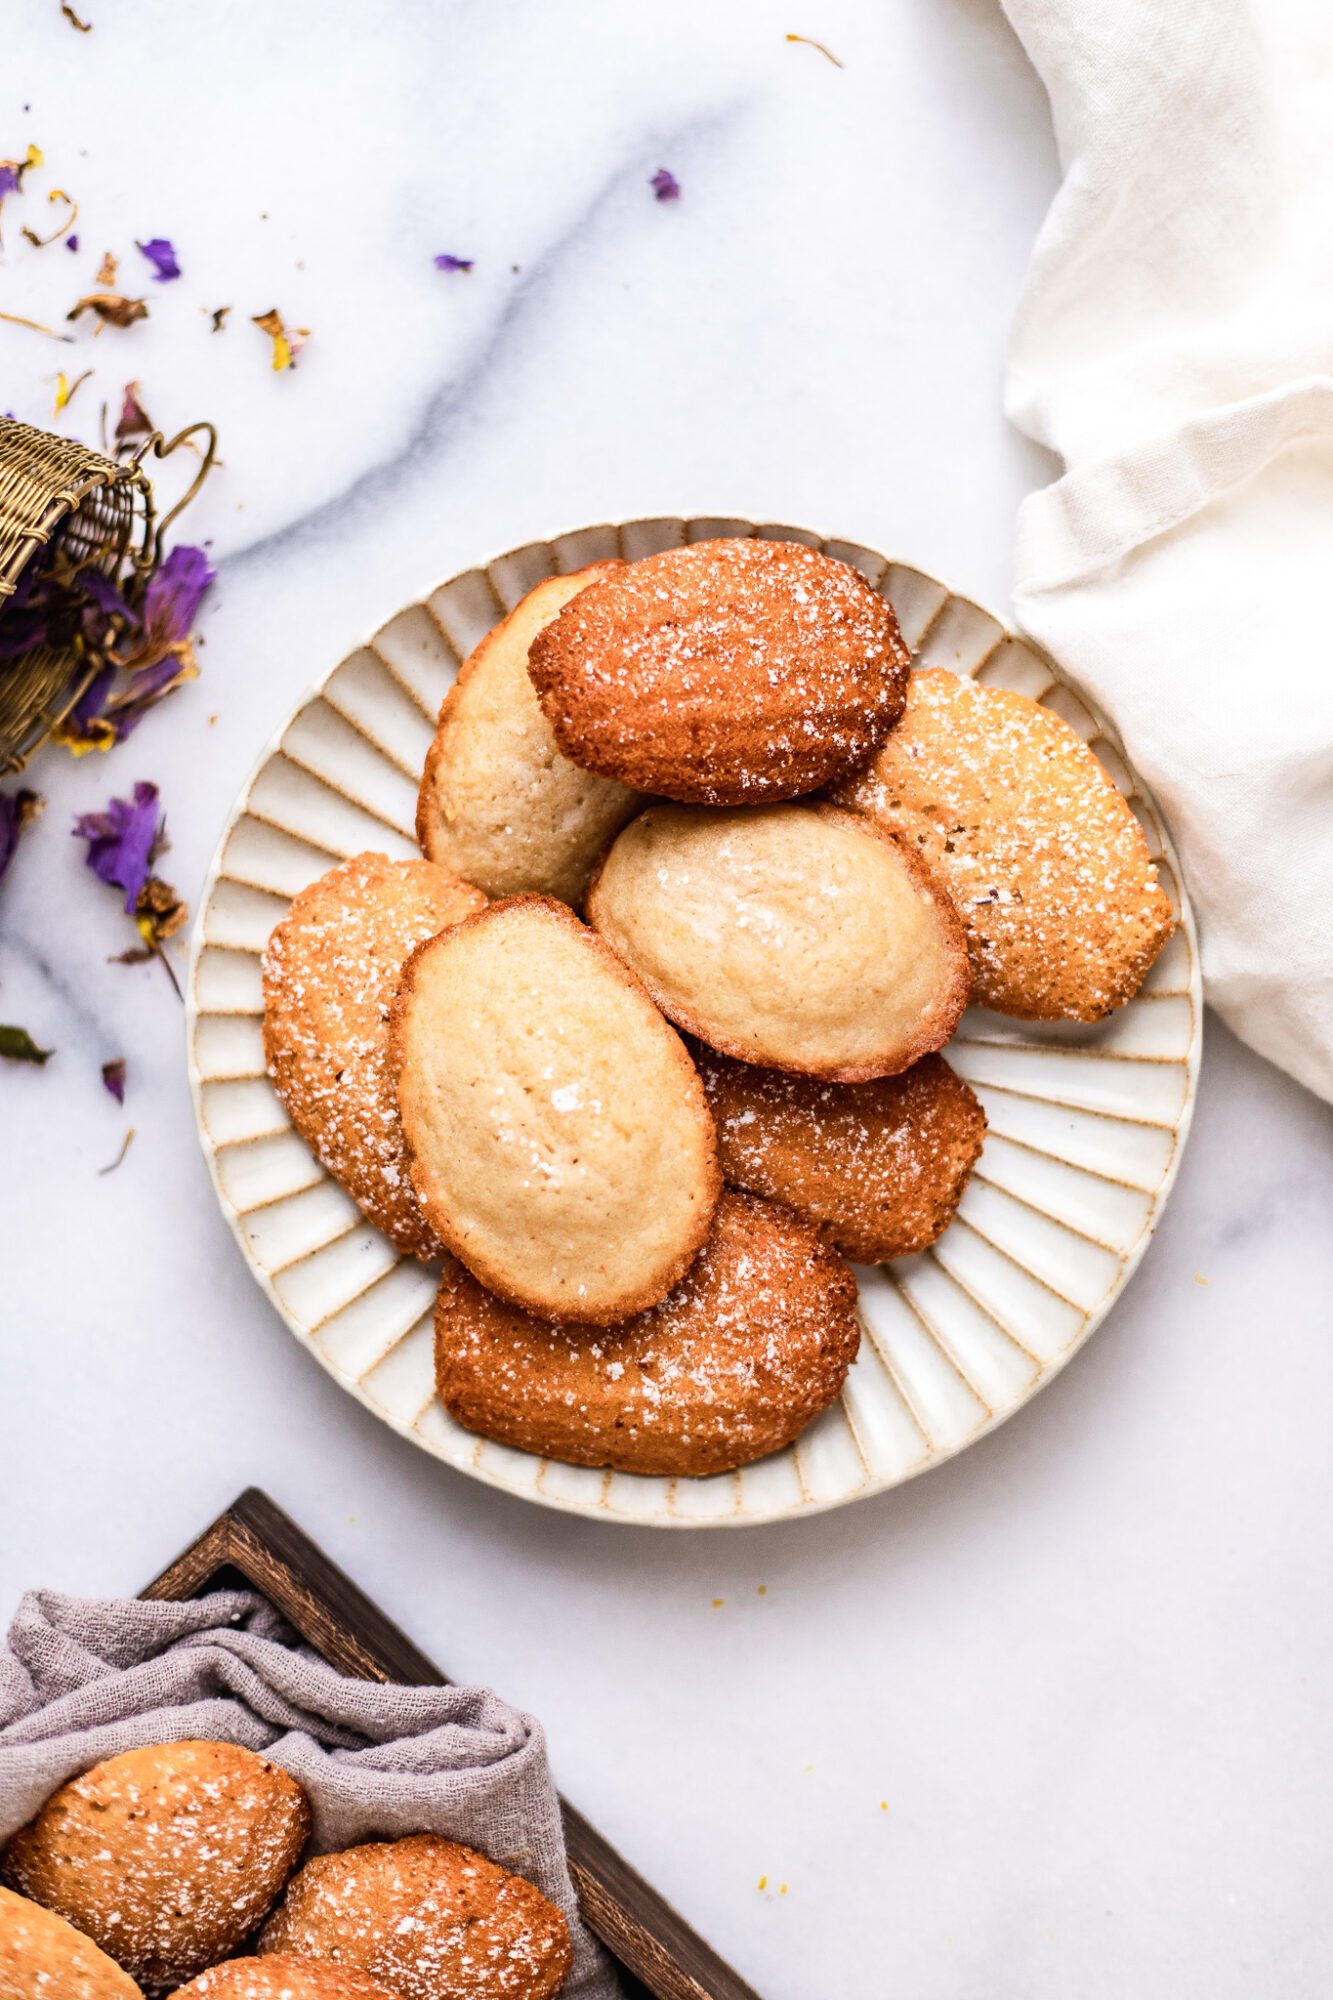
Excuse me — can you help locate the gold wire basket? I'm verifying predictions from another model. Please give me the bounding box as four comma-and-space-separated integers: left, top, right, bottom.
0, 415, 217, 774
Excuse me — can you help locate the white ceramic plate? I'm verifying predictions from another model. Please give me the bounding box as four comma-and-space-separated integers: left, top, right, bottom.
188, 516, 1201, 1527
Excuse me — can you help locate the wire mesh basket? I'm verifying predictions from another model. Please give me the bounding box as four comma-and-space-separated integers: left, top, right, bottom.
0, 416, 216, 773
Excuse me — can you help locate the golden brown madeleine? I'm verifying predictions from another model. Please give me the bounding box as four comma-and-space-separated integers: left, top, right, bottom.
435, 1190, 861, 1477
526, 537, 909, 804
830, 668, 1176, 1019
416, 562, 643, 903
586, 802, 970, 1081
175, 1955, 402, 1999
392, 896, 720, 1324
262, 852, 487, 1258
0, 1885, 142, 2000
696, 1046, 986, 1263
259, 1835, 572, 2000
1, 1742, 310, 1990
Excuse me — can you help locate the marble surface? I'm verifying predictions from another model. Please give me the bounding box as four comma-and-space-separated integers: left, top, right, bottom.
2, 4, 1332, 1996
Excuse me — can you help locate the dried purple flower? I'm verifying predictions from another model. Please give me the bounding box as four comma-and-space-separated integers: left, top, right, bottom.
65, 232, 79, 250
102, 1057, 126, 1102
72, 780, 159, 914
138, 543, 214, 657
136, 236, 180, 282
433, 254, 474, 273
650, 168, 681, 201
115, 379, 154, 446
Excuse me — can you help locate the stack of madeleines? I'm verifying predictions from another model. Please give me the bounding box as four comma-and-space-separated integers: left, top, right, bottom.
0, 1740, 572, 1999
260, 537, 1175, 1478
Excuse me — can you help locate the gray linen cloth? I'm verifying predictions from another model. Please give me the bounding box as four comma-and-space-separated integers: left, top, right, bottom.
0, 1589, 619, 1999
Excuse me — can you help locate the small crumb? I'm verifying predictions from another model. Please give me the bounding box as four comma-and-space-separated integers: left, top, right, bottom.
1193, 1271, 1209, 1287
780, 1883, 789, 1896
208, 712, 218, 725
801, 1763, 814, 1775
710, 1597, 724, 1609
756, 1584, 768, 1596
879, 1800, 888, 1812
756, 1875, 766, 1892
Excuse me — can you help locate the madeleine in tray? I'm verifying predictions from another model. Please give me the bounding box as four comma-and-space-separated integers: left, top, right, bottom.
526, 536, 910, 805
830, 667, 1176, 1020
586, 802, 970, 1081
392, 895, 720, 1323
416, 562, 643, 905
1, 1741, 310, 1990
0, 1884, 143, 2000
259, 1835, 572, 2000
696, 1046, 987, 1263
262, 852, 487, 1258
435, 1190, 861, 1476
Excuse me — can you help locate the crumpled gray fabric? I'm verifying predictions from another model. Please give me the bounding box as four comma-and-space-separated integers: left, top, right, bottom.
0, 1589, 619, 1999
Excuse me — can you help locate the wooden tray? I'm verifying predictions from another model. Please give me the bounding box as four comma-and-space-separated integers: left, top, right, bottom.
143, 1488, 760, 2000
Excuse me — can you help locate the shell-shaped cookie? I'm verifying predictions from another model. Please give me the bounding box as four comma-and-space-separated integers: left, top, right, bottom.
586, 802, 970, 1081
258, 1836, 572, 2000
1, 1742, 310, 1990
416, 562, 643, 904
830, 668, 1175, 1019
696, 1046, 986, 1263
262, 852, 486, 1258
391, 895, 720, 1323
435, 1190, 861, 1476
0, 1886, 143, 2000
526, 537, 910, 804
174, 1955, 401, 1999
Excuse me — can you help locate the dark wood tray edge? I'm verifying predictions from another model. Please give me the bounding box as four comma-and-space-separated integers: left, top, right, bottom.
143, 1488, 761, 2000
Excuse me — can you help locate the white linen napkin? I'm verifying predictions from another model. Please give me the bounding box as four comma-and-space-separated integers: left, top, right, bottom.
999, 0, 1333, 1101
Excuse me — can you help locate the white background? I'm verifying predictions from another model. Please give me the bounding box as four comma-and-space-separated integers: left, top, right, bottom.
2, 4, 1332, 1995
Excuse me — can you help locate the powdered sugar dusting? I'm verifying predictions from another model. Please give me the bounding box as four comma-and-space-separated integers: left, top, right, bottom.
261, 853, 485, 1259
833, 669, 1175, 1019
528, 537, 910, 805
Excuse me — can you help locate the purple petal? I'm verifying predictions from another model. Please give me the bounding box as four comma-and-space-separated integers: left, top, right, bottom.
650, 168, 681, 201
72, 780, 159, 914
102, 1057, 126, 1103
67, 663, 116, 732
0, 165, 19, 200
77, 569, 136, 622
137, 236, 180, 282
433, 254, 474, 273
141, 543, 215, 650
66, 232, 79, 251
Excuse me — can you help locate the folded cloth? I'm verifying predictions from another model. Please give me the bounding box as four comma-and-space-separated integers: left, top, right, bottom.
0, 1589, 619, 2000
1000, 0, 1333, 1101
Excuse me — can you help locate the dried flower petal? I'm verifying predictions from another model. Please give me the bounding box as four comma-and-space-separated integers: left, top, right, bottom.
66, 232, 79, 251
61, 1, 93, 28
0, 787, 42, 884
99, 1128, 134, 1174
95, 248, 116, 286
53, 365, 92, 413
68, 291, 148, 330
251, 306, 308, 371
114, 379, 153, 444
650, 167, 681, 201
784, 32, 844, 66
208, 305, 230, 332
137, 543, 214, 656
22, 187, 78, 249
0, 1025, 52, 1065
434, 254, 474, 273
102, 1056, 126, 1102
135, 872, 187, 946
136, 236, 179, 282
72, 779, 159, 913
